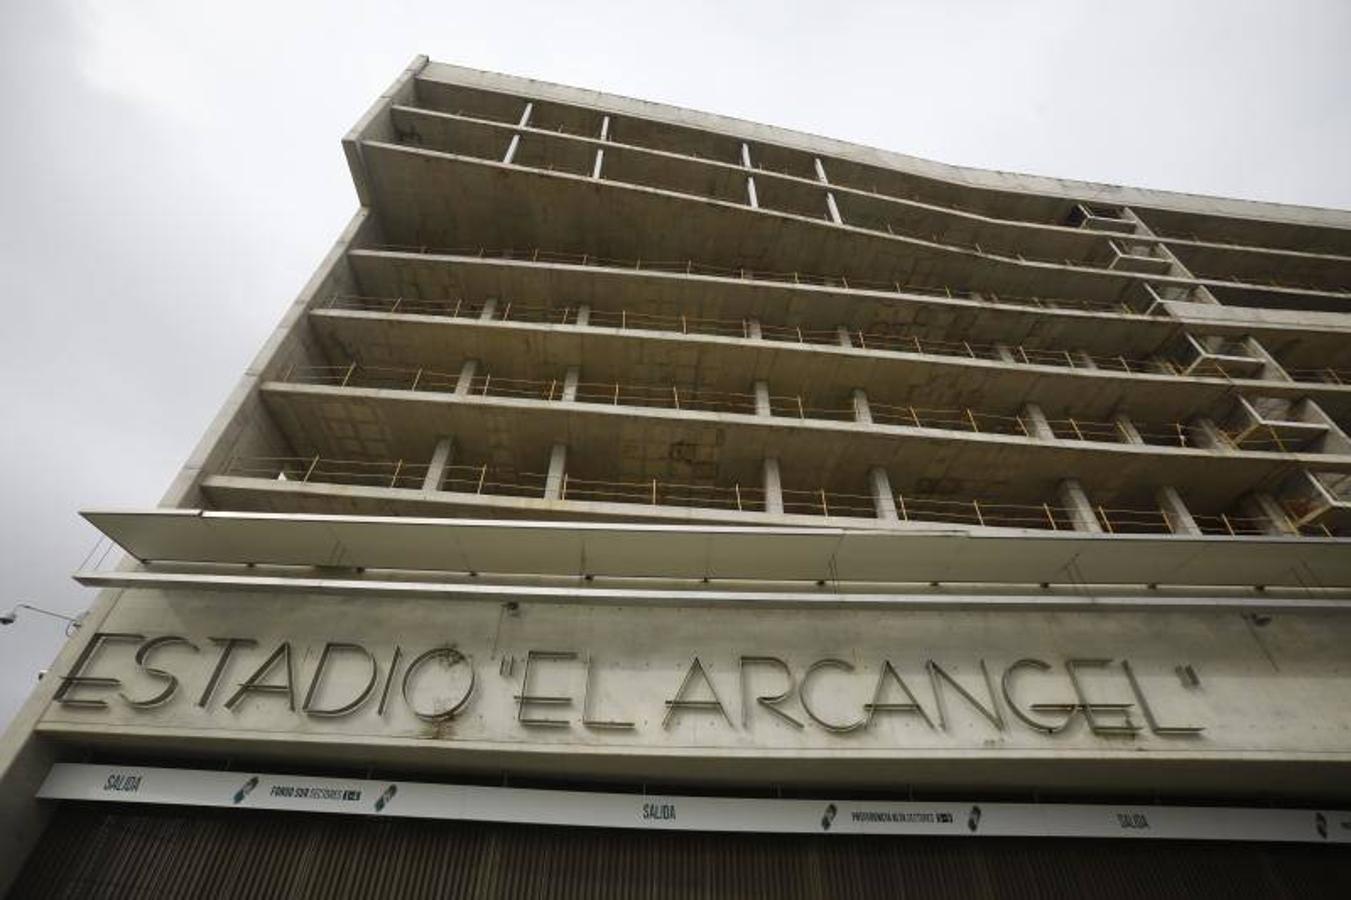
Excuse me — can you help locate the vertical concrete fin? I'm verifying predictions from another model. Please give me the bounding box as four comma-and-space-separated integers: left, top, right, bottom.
762, 457, 784, 515
562, 366, 580, 402
544, 443, 567, 500
1113, 413, 1145, 444
454, 359, 479, 395
423, 437, 455, 492
1156, 486, 1201, 536
753, 381, 772, 417
852, 389, 873, 425
869, 467, 899, 521
1057, 479, 1104, 533
1021, 403, 1055, 440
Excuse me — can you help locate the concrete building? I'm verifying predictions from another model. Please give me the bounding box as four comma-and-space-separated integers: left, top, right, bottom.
3, 56, 1351, 894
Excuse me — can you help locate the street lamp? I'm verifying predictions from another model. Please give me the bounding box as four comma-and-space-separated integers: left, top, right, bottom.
1, 603, 87, 636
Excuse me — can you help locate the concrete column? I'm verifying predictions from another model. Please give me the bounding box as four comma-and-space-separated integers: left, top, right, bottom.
993, 343, 1018, 364
762, 457, 784, 515
814, 157, 843, 225
1057, 479, 1104, 533
869, 467, 899, 521
753, 381, 772, 417
454, 359, 478, 395
836, 326, 853, 349
1020, 403, 1055, 440
591, 115, 609, 179
1112, 412, 1145, 444
478, 298, 498, 321
740, 143, 759, 209
1246, 492, 1298, 536
561, 366, 580, 402
574, 303, 591, 327
1188, 417, 1231, 451
851, 389, 873, 425
1156, 486, 1201, 536
423, 437, 454, 492
1075, 351, 1098, 370
1246, 337, 1295, 383
746, 317, 763, 340
544, 443, 567, 500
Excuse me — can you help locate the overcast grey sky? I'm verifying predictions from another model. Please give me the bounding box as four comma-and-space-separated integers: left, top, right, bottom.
1, 0, 1348, 730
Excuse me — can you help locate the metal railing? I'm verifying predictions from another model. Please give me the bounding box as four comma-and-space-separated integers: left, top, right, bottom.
220, 454, 1316, 536
327, 291, 1345, 388
361, 244, 1141, 315
392, 110, 1351, 294
277, 363, 1300, 453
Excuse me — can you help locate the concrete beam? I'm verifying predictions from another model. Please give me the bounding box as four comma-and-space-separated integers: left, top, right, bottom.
1020, 403, 1055, 440
544, 443, 567, 500
762, 457, 784, 515
869, 467, 899, 520
852, 389, 873, 425
562, 366, 580, 402
1057, 479, 1104, 533
423, 436, 454, 491
454, 359, 478, 395
1156, 485, 1202, 536
754, 381, 772, 417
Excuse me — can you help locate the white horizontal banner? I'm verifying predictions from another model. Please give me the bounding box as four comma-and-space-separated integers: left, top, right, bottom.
38, 764, 1351, 844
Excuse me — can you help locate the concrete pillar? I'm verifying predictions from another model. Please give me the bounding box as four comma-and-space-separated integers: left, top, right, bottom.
753, 381, 772, 417
746, 317, 763, 340
762, 458, 784, 515
1075, 351, 1098, 370
814, 158, 843, 225
591, 116, 609, 180
993, 343, 1018, 364
869, 467, 899, 521
835, 326, 853, 349
454, 359, 478, 395
1112, 412, 1145, 444
544, 443, 567, 500
423, 437, 454, 492
574, 303, 591, 327
1057, 479, 1104, 533
851, 389, 873, 425
479, 298, 498, 321
740, 143, 759, 209
561, 366, 580, 402
1247, 492, 1298, 536
1156, 486, 1202, 536
1188, 417, 1231, 451
1020, 403, 1055, 440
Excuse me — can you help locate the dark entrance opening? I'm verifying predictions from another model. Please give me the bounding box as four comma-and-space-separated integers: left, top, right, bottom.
12, 802, 1351, 898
